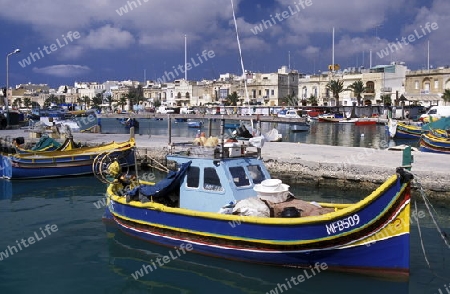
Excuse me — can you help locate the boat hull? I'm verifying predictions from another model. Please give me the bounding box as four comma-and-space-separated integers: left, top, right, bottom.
106, 175, 411, 275
0, 140, 136, 179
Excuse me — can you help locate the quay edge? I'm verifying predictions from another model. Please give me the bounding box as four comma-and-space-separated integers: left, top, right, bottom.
0, 130, 449, 198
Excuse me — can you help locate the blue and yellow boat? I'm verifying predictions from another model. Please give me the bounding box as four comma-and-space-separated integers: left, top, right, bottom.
101, 139, 413, 278
419, 130, 450, 154
0, 138, 136, 180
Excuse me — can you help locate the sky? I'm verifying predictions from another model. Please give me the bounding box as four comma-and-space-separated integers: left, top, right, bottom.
0, 0, 449, 89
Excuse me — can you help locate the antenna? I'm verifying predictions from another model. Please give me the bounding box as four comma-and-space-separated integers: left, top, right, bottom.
288, 51, 291, 70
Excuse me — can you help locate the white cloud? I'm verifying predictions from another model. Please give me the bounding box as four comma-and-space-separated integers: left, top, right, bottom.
82, 25, 135, 49
33, 65, 91, 77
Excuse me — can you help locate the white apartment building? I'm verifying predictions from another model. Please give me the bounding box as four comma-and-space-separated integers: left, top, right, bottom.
298, 63, 407, 106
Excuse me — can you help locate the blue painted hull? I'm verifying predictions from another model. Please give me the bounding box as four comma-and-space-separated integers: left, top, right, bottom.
106, 176, 411, 275
1, 147, 135, 180
115, 218, 409, 274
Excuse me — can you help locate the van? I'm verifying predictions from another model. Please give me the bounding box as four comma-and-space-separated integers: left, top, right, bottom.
419, 106, 450, 121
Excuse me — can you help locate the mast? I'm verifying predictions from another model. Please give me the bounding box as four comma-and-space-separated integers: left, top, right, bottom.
427, 40, 430, 73
230, 0, 249, 108
332, 27, 335, 75
184, 34, 187, 80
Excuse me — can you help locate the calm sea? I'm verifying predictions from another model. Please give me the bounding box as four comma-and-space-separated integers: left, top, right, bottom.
99, 117, 419, 149
0, 175, 448, 294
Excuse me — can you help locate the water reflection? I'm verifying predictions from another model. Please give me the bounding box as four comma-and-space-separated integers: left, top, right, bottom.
100, 118, 414, 149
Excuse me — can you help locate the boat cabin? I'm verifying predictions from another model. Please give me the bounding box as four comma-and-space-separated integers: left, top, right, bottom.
166, 145, 271, 213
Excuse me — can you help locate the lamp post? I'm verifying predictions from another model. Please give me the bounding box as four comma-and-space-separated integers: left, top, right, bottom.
6, 48, 21, 129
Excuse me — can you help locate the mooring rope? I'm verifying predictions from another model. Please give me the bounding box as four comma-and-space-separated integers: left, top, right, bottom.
416, 181, 450, 249
411, 176, 449, 282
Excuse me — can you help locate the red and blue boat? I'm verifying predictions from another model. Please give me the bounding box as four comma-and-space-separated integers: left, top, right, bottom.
101, 136, 413, 277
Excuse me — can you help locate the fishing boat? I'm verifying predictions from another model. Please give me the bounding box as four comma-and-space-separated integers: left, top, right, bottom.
388, 120, 422, 139
419, 130, 450, 154
100, 123, 413, 277
0, 138, 136, 180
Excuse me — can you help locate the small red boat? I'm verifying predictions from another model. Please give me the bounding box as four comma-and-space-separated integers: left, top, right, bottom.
355, 119, 377, 126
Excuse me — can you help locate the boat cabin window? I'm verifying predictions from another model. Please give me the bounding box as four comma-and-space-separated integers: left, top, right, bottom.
229, 166, 250, 187
186, 166, 200, 188
203, 167, 224, 192
247, 165, 265, 184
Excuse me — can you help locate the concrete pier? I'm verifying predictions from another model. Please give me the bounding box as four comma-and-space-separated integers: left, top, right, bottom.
1, 129, 448, 198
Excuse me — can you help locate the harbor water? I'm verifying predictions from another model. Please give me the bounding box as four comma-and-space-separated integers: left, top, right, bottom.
99, 117, 418, 149
0, 117, 444, 294
0, 175, 449, 294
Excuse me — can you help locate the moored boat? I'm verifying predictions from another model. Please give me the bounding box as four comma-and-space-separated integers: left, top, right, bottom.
354, 119, 377, 126
0, 138, 136, 180
187, 121, 203, 128
419, 130, 450, 154
100, 131, 414, 277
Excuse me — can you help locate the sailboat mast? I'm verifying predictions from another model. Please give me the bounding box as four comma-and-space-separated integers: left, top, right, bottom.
332, 27, 335, 75
230, 0, 249, 105
185, 34, 187, 80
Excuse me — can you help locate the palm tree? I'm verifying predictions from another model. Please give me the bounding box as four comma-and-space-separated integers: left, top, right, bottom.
326, 79, 344, 107
23, 97, 32, 109
307, 94, 318, 106
81, 96, 91, 109
117, 94, 128, 112
442, 89, 450, 105
225, 91, 239, 106
105, 95, 114, 109
346, 80, 367, 106
92, 93, 103, 110
285, 94, 298, 107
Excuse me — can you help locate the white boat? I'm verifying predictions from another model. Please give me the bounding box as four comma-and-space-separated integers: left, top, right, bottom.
291, 123, 310, 132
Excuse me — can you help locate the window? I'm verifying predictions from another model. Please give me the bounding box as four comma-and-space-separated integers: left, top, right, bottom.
434, 80, 439, 89
186, 166, 200, 188
247, 165, 265, 184
271, 90, 274, 96
414, 81, 419, 90
203, 167, 223, 192
229, 166, 250, 187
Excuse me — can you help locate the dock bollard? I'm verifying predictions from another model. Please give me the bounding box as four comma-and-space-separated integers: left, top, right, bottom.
402, 145, 413, 171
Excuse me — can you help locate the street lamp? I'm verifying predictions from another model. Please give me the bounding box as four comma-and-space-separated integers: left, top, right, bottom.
5, 48, 21, 129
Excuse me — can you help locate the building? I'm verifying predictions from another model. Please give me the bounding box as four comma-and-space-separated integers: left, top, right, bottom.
404, 67, 450, 106
298, 63, 408, 107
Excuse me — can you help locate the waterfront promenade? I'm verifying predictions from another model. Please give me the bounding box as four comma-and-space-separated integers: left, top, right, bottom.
0, 129, 448, 198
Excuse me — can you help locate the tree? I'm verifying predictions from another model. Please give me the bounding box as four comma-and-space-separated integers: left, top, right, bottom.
92, 93, 103, 110
326, 79, 344, 107
307, 94, 318, 106
105, 94, 114, 109
117, 94, 128, 111
381, 94, 392, 106
44, 94, 60, 108
23, 97, 32, 109
13, 98, 22, 108
346, 80, 367, 106
284, 94, 298, 107
225, 91, 239, 106
81, 95, 91, 110
442, 89, 450, 105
